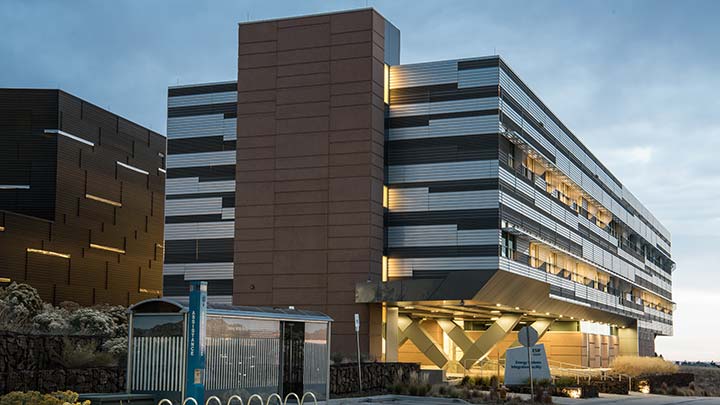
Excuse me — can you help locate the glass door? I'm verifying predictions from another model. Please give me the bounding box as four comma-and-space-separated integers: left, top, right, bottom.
281, 321, 304, 398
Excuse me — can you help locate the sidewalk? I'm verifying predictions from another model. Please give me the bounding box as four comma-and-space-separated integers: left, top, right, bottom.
325, 393, 720, 405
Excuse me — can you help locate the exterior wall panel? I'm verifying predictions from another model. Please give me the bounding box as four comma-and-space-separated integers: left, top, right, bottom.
234, 9, 395, 356
0, 89, 165, 306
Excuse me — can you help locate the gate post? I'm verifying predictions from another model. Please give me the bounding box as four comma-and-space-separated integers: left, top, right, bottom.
185, 281, 208, 403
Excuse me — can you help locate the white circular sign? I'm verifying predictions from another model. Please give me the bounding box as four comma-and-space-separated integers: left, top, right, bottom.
518, 326, 538, 347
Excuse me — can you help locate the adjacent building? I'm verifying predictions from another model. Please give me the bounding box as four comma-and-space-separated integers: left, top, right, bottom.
165, 8, 674, 369
0, 89, 166, 306
163, 81, 237, 303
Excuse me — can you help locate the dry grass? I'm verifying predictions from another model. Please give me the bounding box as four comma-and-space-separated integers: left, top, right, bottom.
680, 366, 720, 396
609, 356, 678, 377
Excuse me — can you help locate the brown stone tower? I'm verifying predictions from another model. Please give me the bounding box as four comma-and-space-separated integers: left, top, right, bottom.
233, 9, 399, 356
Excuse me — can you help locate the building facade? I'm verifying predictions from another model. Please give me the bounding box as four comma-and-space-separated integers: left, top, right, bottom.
362, 56, 674, 369
0, 89, 166, 306
165, 9, 674, 368
164, 82, 238, 303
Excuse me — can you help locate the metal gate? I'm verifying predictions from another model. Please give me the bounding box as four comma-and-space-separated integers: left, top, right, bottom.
130, 335, 186, 392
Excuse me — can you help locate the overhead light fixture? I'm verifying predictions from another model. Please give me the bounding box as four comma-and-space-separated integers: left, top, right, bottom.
545, 312, 550, 316
490, 317, 498, 321
491, 310, 500, 314
514, 306, 520, 310
496, 303, 502, 307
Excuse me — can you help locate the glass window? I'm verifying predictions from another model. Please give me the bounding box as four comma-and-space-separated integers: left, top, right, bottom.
501, 231, 515, 259
132, 314, 184, 337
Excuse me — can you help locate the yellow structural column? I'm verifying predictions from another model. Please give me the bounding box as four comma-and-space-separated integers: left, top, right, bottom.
507, 319, 554, 349
386, 307, 399, 362
398, 316, 449, 369
459, 314, 521, 369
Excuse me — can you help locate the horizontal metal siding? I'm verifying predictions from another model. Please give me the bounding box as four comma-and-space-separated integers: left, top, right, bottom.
166, 197, 223, 216
167, 114, 237, 141
389, 60, 458, 89
458, 67, 500, 88
388, 256, 499, 277
388, 97, 500, 118
166, 177, 235, 195
499, 68, 670, 246
388, 115, 501, 141
429, 190, 500, 211
165, 221, 234, 240
500, 101, 556, 160
389, 187, 499, 212
165, 262, 233, 280
387, 225, 500, 247
388, 159, 499, 184
168, 91, 237, 108
167, 150, 236, 168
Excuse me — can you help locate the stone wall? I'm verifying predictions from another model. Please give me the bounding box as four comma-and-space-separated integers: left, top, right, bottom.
0, 332, 107, 372
0, 332, 125, 394
330, 362, 420, 396
0, 367, 126, 394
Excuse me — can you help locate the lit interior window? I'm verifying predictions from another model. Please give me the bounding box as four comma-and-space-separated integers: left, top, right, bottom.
26, 248, 71, 259
384, 64, 390, 104
90, 243, 126, 254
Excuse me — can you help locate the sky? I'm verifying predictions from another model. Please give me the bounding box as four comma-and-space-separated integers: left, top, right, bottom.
1, 0, 718, 361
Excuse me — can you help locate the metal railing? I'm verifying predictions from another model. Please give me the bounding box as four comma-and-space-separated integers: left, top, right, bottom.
462, 356, 633, 391
157, 392, 318, 405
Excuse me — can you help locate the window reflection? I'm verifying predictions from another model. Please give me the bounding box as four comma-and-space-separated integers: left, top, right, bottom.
132, 314, 184, 337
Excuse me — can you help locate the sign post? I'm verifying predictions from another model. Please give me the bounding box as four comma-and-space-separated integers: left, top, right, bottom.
518, 326, 539, 398
354, 313, 362, 392
185, 281, 208, 403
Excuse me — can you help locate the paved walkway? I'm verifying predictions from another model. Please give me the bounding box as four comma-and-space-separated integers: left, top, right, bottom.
554, 392, 720, 405
326, 393, 720, 404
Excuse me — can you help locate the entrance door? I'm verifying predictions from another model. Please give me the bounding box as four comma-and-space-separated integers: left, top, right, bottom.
281, 321, 304, 398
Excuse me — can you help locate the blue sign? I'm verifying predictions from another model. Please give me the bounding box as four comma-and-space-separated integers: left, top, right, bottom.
185, 281, 208, 402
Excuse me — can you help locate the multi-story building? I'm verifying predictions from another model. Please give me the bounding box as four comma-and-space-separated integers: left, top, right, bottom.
0, 89, 166, 306
163, 81, 237, 304
166, 8, 674, 368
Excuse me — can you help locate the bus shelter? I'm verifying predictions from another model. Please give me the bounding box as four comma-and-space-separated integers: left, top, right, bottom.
126, 298, 332, 403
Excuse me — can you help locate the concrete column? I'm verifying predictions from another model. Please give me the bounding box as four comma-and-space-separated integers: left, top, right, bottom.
386, 307, 399, 362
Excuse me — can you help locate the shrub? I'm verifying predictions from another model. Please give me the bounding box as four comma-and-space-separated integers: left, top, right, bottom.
610, 355, 679, 377
32, 305, 70, 334
68, 308, 115, 336
0, 390, 89, 405
102, 336, 128, 358
53, 338, 117, 369
58, 301, 81, 312
0, 283, 44, 328
92, 304, 127, 336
